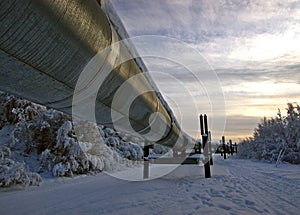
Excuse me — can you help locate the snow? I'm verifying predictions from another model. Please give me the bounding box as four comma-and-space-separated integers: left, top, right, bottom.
0, 146, 42, 187
1, 156, 299, 214
0, 92, 151, 184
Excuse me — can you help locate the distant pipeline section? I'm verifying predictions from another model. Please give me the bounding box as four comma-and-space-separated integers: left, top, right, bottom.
0, 0, 194, 148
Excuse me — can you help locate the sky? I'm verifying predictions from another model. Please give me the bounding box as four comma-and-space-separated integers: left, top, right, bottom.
109, 0, 300, 142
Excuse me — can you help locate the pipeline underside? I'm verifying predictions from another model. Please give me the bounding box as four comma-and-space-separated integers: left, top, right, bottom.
0, 0, 193, 148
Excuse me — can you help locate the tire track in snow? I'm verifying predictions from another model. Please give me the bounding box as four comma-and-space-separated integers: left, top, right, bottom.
226, 159, 300, 214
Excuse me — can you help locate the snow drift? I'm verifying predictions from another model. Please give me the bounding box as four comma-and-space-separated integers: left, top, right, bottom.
0, 92, 156, 187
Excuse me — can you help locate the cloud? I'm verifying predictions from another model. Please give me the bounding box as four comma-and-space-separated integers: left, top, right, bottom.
110, 0, 300, 140
112, 0, 300, 64
216, 64, 300, 85
224, 115, 261, 140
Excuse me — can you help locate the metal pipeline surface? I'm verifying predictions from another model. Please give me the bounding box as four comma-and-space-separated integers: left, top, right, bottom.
0, 0, 193, 148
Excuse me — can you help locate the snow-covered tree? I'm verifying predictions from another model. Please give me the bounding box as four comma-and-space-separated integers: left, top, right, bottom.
238, 103, 300, 164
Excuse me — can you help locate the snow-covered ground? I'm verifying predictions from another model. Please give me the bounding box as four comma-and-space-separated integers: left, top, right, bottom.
1, 155, 299, 215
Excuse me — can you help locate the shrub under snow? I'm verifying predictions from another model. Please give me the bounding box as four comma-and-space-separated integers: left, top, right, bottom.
0, 91, 147, 186
0, 146, 41, 187
40, 120, 124, 177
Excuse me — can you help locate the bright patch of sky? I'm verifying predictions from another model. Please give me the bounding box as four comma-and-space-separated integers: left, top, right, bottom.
110, 0, 300, 142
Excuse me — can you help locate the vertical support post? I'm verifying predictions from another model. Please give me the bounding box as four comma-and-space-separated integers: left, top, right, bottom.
208, 131, 213, 165
220, 140, 223, 156
222, 136, 227, 159
143, 144, 150, 179
227, 143, 230, 155
204, 114, 208, 135
200, 114, 211, 178
229, 139, 233, 156
235, 142, 238, 154
200, 115, 204, 135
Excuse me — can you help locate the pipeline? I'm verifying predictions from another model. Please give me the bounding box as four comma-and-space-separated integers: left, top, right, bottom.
0, 0, 194, 148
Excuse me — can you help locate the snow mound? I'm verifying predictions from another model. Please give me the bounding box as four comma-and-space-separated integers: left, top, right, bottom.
0, 91, 150, 187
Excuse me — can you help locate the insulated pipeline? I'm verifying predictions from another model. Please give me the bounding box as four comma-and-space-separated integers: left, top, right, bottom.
0, 0, 192, 148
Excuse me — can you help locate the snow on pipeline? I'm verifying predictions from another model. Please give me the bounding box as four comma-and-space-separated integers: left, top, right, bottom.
0, 156, 300, 215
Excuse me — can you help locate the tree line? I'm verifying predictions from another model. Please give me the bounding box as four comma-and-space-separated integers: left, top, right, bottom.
238, 103, 300, 164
